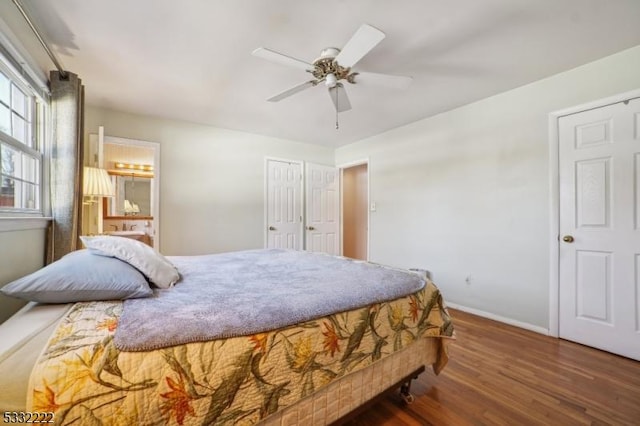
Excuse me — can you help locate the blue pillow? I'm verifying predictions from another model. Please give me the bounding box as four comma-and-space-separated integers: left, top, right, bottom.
0, 249, 153, 303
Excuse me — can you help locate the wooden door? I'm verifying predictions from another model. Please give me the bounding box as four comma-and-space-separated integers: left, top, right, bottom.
558, 97, 640, 360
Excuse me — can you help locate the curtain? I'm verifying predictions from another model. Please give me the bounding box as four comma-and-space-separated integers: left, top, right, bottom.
46, 71, 85, 263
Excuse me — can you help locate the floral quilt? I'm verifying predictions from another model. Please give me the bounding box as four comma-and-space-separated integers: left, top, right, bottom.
27, 281, 453, 425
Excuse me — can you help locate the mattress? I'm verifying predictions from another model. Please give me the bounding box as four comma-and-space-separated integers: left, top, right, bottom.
22, 281, 451, 425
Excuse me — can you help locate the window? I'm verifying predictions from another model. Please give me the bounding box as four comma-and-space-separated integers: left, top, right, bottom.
0, 58, 45, 215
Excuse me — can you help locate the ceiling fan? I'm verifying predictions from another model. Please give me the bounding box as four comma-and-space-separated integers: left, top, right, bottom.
252, 24, 412, 115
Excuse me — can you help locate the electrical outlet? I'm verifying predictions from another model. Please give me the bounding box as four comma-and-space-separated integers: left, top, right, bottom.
465, 275, 472, 285
370, 202, 377, 212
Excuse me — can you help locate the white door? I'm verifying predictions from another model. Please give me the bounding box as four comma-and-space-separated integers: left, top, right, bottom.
305, 163, 339, 255
558, 97, 640, 360
266, 159, 303, 249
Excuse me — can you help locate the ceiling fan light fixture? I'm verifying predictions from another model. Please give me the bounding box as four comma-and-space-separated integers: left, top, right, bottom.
325, 73, 337, 88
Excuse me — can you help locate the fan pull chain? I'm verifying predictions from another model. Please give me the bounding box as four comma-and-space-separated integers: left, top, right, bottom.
335, 87, 339, 130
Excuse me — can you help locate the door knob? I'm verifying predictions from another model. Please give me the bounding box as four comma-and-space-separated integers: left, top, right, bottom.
306, 226, 315, 231
268, 226, 276, 231
562, 235, 574, 243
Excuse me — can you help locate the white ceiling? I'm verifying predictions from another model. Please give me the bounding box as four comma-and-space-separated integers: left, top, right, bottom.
3, 0, 640, 147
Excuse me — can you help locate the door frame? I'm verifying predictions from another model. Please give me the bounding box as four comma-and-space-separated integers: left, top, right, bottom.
337, 158, 370, 260
263, 157, 304, 249
547, 88, 640, 338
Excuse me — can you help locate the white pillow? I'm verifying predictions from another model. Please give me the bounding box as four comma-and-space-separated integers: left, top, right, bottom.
80, 236, 180, 289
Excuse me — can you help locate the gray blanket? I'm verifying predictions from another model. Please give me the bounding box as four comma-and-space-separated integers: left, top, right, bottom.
114, 249, 424, 351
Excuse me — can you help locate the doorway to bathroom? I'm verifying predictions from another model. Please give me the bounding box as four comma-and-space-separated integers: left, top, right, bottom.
85, 128, 160, 249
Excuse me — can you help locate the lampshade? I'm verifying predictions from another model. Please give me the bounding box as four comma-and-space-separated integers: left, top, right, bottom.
124, 200, 140, 215
83, 167, 115, 197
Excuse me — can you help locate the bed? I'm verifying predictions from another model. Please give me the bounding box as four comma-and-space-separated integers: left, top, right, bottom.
0, 238, 454, 425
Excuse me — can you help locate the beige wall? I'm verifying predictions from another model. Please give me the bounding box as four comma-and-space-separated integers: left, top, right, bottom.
335, 45, 640, 329
0, 228, 46, 322
342, 164, 368, 260
84, 107, 334, 255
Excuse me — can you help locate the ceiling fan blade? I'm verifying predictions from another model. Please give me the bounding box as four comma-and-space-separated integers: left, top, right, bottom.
252, 47, 314, 71
267, 81, 316, 102
335, 24, 385, 68
328, 83, 352, 112
354, 71, 413, 90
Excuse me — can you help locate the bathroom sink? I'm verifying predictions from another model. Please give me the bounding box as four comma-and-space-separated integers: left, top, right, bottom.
105, 230, 153, 246
108, 231, 145, 237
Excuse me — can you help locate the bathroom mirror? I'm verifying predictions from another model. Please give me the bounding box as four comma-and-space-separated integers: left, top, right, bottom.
104, 172, 154, 219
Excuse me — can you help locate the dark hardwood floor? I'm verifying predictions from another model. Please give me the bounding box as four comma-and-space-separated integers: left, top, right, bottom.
344, 308, 640, 425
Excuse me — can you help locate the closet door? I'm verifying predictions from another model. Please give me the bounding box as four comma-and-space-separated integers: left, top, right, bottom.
305, 163, 339, 255
265, 159, 303, 249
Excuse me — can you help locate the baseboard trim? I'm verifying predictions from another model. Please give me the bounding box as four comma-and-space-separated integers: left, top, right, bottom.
446, 302, 550, 336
